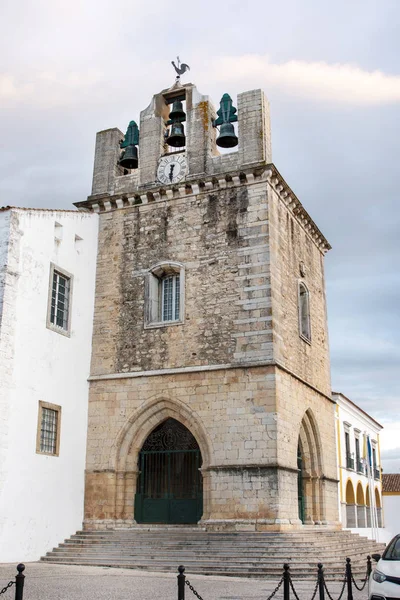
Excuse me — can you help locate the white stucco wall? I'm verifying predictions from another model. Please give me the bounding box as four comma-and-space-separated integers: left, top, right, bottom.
383, 495, 400, 540
0, 208, 98, 562
0, 211, 13, 519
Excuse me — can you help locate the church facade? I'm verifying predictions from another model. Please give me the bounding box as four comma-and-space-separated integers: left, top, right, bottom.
77, 82, 340, 531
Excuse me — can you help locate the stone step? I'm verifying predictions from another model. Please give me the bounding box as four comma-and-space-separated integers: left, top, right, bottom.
60, 542, 384, 555
45, 545, 374, 557
42, 528, 384, 579
73, 530, 361, 537
39, 557, 366, 579
66, 535, 379, 546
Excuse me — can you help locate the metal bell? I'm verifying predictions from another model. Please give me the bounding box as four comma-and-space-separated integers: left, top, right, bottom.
119, 144, 138, 169
216, 122, 238, 149
166, 122, 185, 148
169, 99, 186, 121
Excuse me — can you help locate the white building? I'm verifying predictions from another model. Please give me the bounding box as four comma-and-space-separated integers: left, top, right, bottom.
334, 392, 387, 541
0, 207, 98, 561
382, 474, 400, 540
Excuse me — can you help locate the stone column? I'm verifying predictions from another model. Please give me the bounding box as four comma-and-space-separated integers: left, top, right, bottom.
237, 89, 272, 168
91, 128, 124, 195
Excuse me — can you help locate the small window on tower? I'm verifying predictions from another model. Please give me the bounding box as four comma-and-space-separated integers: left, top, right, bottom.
298, 282, 311, 343
145, 262, 184, 328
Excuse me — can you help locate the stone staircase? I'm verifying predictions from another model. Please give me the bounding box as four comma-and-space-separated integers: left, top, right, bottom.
41, 528, 386, 579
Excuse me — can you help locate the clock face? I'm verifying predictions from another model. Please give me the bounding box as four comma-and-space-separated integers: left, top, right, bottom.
157, 154, 187, 185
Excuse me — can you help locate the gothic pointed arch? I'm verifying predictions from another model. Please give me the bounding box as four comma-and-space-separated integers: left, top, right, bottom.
112, 396, 213, 523
115, 396, 212, 472
297, 409, 324, 524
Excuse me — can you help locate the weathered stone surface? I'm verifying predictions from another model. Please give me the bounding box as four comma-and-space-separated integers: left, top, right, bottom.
82, 83, 338, 531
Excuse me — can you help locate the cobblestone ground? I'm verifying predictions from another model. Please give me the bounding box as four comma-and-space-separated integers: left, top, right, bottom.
0, 563, 368, 600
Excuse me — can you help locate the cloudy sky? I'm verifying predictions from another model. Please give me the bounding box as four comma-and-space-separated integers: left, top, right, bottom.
1, 1, 399, 470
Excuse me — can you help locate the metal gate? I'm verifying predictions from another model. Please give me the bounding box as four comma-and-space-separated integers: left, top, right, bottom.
134, 419, 203, 524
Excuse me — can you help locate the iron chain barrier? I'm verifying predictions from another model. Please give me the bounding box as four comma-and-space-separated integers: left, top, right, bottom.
0, 565, 24, 600
177, 556, 372, 600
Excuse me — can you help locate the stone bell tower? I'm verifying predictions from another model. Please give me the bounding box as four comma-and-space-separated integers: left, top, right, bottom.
77, 74, 339, 531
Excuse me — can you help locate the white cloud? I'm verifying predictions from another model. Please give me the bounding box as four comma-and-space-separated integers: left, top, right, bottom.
0, 75, 17, 98
209, 55, 400, 106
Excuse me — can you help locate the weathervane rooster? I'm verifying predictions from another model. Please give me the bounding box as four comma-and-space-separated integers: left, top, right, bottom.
171, 56, 190, 81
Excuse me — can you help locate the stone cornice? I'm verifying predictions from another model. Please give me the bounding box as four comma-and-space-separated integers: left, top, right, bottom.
74, 163, 331, 254
88, 358, 334, 404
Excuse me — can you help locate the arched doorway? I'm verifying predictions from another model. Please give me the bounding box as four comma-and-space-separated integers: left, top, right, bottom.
345, 480, 356, 527
297, 410, 324, 523
134, 418, 203, 524
356, 482, 366, 527
297, 444, 305, 523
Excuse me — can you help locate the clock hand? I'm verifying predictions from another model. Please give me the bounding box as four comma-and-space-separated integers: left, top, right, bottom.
169, 163, 175, 182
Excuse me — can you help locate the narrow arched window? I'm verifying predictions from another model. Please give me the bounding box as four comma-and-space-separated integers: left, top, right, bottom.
299, 282, 311, 342
145, 262, 184, 327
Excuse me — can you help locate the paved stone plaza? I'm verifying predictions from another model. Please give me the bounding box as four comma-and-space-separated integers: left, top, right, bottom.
0, 563, 368, 600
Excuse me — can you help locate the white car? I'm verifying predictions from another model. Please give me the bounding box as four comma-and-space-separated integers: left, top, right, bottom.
370, 534, 400, 600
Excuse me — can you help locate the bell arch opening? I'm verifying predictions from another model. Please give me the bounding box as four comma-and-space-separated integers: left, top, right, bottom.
134, 418, 203, 524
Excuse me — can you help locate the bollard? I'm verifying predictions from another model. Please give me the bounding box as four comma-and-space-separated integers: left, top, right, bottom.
14, 565, 25, 600
283, 563, 290, 600
367, 556, 372, 578
318, 563, 325, 600
178, 565, 185, 600
345, 558, 353, 600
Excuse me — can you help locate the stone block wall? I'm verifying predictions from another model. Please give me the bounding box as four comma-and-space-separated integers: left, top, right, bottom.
90, 178, 274, 377
268, 184, 331, 396
84, 362, 338, 529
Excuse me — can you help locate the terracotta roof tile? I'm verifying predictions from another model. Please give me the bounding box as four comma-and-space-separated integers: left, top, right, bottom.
382, 474, 400, 493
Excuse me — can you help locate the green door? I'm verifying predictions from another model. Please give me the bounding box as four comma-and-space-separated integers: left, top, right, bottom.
134, 419, 203, 524
297, 445, 305, 523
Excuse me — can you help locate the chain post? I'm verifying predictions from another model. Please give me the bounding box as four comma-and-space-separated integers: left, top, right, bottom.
318, 563, 325, 600
178, 565, 185, 600
345, 558, 353, 600
14, 565, 25, 600
367, 556, 372, 578
283, 563, 290, 600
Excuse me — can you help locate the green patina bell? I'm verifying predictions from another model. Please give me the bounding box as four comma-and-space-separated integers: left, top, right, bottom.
166, 122, 185, 148
169, 99, 186, 122
119, 144, 138, 169
120, 121, 139, 148
216, 122, 238, 148
119, 120, 139, 169
214, 93, 238, 149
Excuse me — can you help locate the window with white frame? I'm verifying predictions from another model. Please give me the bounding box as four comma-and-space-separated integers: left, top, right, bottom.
299, 282, 311, 342
36, 401, 61, 456
47, 263, 73, 335
146, 262, 184, 327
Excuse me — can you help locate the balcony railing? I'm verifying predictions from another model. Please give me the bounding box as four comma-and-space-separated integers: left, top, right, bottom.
356, 460, 364, 474
374, 467, 380, 480
346, 454, 355, 470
